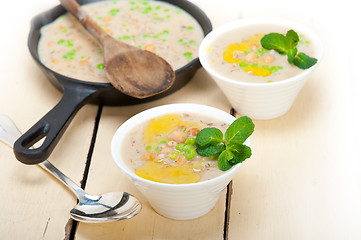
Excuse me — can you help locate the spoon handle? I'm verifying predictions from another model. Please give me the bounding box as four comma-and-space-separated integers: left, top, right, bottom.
0, 114, 89, 201
59, 0, 106, 43
39, 160, 91, 201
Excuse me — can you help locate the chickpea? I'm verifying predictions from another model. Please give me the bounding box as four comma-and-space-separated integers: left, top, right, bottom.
186, 127, 200, 136
142, 152, 156, 161
170, 131, 187, 143
262, 54, 274, 63
249, 43, 257, 50
245, 52, 258, 62
175, 155, 187, 166
143, 44, 156, 52
160, 147, 172, 155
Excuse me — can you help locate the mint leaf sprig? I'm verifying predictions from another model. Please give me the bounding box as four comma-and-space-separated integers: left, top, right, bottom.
195, 116, 255, 171
260, 29, 317, 69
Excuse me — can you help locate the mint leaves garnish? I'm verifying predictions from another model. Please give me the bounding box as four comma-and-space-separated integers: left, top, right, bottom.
293, 52, 317, 69
260, 30, 317, 69
195, 116, 255, 171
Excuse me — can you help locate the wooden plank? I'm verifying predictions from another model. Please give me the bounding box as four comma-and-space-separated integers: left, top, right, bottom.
227, 2, 361, 240
75, 69, 232, 240
0, 1, 98, 239
0, 106, 97, 240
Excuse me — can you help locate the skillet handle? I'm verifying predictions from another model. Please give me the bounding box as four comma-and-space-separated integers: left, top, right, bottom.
13, 85, 98, 164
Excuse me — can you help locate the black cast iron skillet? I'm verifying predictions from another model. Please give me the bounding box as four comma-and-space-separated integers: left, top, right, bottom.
14, 0, 212, 165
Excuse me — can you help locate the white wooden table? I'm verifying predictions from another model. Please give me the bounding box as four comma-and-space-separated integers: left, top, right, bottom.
1, 0, 360, 239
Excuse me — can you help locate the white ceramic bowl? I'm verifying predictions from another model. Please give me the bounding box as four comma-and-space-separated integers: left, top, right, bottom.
111, 103, 250, 220
199, 18, 323, 120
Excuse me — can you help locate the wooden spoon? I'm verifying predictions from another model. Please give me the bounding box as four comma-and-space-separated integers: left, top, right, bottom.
59, 0, 175, 99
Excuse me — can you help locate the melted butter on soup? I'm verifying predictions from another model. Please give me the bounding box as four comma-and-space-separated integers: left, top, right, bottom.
38, 0, 204, 82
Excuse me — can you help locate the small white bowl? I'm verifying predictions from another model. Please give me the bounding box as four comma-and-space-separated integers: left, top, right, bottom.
111, 103, 250, 220
199, 18, 323, 120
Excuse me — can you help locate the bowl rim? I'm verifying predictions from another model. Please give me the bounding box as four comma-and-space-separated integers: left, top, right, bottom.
199, 17, 324, 88
111, 103, 247, 189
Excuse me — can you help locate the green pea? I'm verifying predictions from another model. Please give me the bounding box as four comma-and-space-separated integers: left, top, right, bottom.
57, 39, 73, 47
257, 47, 268, 57
145, 145, 152, 151
270, 66, 278, 73
185, 149, 196, 159
110, 8, 120, 16
175, 144, 185, 151
184, 137, 196, 145
184, 52, 193, 61
182, 144, 193, 152
65, 40, 73, 47
159, 140, 168, 144
239, 62, 248, 68
244, 49, 253, 54
168, 152, 178, 160
97, 63, 104, 70
62, 49, 76, 60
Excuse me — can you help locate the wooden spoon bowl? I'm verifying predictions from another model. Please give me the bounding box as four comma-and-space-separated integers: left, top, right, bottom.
59, 0, 175, 99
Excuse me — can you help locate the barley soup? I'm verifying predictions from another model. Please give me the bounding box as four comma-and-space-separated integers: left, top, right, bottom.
205, 25, 316, 83
38, 0, 204, 82
122, 113, 229, 184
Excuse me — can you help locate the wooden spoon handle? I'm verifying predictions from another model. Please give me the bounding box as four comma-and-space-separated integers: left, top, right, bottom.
59, 0, 106, 43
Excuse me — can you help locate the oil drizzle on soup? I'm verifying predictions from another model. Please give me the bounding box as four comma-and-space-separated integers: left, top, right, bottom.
206, 25, 315, 83
122, 113, 229, 184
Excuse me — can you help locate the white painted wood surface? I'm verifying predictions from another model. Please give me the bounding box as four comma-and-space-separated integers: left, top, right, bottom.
0, 0, 360, 239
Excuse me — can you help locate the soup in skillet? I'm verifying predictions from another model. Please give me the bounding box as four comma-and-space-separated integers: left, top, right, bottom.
38, 0, 204, 82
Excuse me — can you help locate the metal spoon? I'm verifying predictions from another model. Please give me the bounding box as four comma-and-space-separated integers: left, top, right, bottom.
0, 114, 141, 223
59, 0, 175, 99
